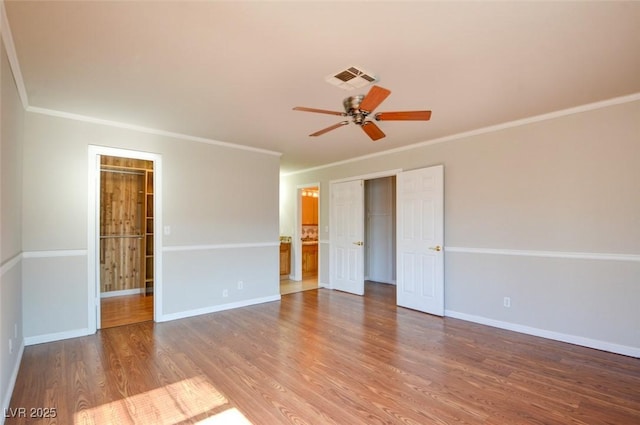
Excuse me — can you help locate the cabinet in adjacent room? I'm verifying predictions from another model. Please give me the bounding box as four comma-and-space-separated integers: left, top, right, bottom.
302, 244, 318, 277
280, 242, 291, 277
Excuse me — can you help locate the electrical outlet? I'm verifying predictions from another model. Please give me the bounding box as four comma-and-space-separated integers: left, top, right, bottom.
223, 289, 228, 297
9, 339, 13, 354
503, 297, 511, 308
237, 280, 243, 290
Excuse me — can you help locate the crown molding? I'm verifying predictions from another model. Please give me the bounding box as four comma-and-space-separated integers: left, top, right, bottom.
4, 0, 637, 171
281, 92, 640, 177
1, 0, 28, 109
26, 106, 282, 157
2, 0, 281, 158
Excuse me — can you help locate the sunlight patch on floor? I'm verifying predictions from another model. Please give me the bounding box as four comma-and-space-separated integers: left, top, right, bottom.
195, 407, 253, 424
74, 376, 235, 424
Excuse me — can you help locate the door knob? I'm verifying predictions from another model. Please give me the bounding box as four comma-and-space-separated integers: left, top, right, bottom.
429, 245, 442, 252
353, 241, 364, 246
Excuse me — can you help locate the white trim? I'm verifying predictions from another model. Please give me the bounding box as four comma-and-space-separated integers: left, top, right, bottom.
157, 294, 281, 323
2, 0, 280, 163
159, 244, 640, 262
88, 145, 164, 332
28, 106, 282, 157
87, 145, 160, 162
329, 168, 402, 184
153, 157, 164, 324
163, 242, 279, 252
24, 328, 92, 346
282, 93, 640, 177
327, 168, 400, 292
445, 246, 640, 262
1, 340, 24, 425
100, 288, 145, 298
0, 252, 22, 276
88, 147, 100, 333
0, 1, 29, 109
445, 310, 640, 358
22, 249, 86, 258
296, 181, 321, 189
2, 0, 637, 179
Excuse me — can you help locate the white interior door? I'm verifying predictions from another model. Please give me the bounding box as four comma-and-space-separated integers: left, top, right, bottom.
330, 179, 365, 295
396, 165, 444, 315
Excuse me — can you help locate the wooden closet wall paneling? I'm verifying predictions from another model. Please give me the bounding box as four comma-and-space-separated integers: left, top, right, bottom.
99, 171, 144, 292
99, 156, 153, 295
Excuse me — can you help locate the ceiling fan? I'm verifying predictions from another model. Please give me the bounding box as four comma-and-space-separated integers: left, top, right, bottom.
293, 85, 431, 141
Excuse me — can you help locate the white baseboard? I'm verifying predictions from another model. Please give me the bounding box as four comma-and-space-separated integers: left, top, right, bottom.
157, 295, 281, 322
24, 328, 93, 346
1, 341, 24, 425
100, 288, 145, 298
445, 310, 640, 358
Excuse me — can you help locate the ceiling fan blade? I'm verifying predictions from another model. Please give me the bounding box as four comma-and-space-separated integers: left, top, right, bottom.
361, 121, 386, 141
358, 85, 391, 113
309, 121, 349, 137
293, 106, 345, 116
375, 111, 432, 121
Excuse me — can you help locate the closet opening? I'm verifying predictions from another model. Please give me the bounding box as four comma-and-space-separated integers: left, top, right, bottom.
99, 155, 155, 328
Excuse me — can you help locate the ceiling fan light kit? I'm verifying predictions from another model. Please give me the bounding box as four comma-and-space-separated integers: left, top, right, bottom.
293, 85, 432, 141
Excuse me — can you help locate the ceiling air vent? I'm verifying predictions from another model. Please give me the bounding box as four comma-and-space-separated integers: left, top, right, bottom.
325, 66, 378, 91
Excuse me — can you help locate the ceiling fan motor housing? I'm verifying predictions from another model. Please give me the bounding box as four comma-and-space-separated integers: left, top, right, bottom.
343, 95, 368, 125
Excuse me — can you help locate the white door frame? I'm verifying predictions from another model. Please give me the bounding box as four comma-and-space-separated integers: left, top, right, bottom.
328, 167, 444, 312
87, 145, 163, 332
329, 169, 402, 292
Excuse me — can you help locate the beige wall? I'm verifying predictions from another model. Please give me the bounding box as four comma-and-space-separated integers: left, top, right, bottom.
21, 111, 281, 341
1, 37, 25, 415
280, 100, 640, 355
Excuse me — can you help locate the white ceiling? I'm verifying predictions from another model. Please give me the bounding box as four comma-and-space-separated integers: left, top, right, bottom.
4, 1, 640, 173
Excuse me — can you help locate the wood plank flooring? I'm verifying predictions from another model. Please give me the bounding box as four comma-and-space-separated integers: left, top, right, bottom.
7, 283, 640, 424
280, 276, 318, 295
100, 294, 153, 328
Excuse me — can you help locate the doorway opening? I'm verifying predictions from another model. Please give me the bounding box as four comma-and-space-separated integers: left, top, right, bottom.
364, 176, 397, 298
280, 185, 320, 295
329, 166, 444, 315
99, 155, 154, 328
365, 176, 396, 287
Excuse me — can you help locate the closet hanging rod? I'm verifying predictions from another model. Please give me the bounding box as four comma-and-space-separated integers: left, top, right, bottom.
100, 168, 146, 176
100, 235, 144, 239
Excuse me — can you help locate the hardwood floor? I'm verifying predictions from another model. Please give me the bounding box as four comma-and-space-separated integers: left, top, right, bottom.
100, 294, 154, 328
8, 282, 640, 424
280, 276, 318, 295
